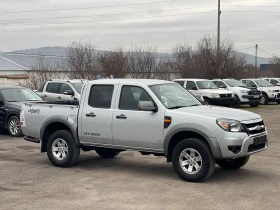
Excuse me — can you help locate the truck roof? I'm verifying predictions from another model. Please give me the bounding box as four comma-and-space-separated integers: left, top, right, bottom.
173, 79, 210, 82
88, 79, 174, 85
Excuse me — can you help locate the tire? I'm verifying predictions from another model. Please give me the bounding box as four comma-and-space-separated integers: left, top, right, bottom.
216, 156, 250, 170
172, 138, 215, 182
95, 148, 120, 158
233, 95, 241, 108
260, 93, 269, 105
8, 116, 23, 137
277, 100, 280, 104
47, 130, 80, 167
249, 102, 260, 107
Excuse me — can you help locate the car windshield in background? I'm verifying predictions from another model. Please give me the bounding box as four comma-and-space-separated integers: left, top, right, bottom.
1, 88, 42, 102
224, 80, 247, 87
71, 83, 84, 94
149, 84, 201, 109
196, 81, 218, 89
254, 80, 273, 87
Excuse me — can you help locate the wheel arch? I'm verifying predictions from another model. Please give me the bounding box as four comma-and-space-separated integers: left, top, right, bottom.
164, 125, 222, 162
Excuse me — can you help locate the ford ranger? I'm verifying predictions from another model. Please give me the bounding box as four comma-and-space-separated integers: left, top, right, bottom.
21, 79, 268, 182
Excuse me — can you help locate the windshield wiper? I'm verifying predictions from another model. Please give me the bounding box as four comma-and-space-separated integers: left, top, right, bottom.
168, 106, 189, 109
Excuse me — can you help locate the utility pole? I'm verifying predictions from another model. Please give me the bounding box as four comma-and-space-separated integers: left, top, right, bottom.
255, 44, 258, 78
217, 0, 221, 59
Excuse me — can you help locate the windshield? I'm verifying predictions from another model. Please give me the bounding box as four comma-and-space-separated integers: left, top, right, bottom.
1, 88, 42, 102
254, 80, 274, 87
224, 80, 247, 87
71, 82, 84, 94
196, 81, 218, 89
149, 84, 201, 109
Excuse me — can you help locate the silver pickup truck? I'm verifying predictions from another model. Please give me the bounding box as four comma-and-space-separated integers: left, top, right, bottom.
21, 79, 268, 182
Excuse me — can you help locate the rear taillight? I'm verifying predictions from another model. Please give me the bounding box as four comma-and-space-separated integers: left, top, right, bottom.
20, 108, 25, 127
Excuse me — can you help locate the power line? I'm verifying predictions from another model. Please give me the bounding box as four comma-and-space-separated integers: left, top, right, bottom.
0, 0, 184, 15
232, 5, 280, 8
0, 5, 217, 23
236, 47, 255, 52
223, 10, 280, 14
0, 11, 216, 27
258, 48, 274, 57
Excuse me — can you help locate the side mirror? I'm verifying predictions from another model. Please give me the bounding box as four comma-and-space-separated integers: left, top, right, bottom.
64, 90, 74, 96
276, 83, 280, 86
138, 101, 157, 112
220, 85, 227, 89
192, 87, 198, 90
0, 101, 3, 107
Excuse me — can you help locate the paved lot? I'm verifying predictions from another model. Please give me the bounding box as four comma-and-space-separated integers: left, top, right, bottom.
1, 105, 280, 210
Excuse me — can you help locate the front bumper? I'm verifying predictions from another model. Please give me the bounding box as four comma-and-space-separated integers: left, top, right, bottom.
219, 131, 268, 158
209, 97, 235, 105
242, 95, 262, 103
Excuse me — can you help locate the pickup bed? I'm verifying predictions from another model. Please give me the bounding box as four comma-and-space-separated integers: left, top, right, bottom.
21, 79, 268, 182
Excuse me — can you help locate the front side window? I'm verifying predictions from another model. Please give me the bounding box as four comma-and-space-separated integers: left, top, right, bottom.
46, 83, 60, 93
213, 81, 226, 88
186, 81, 198, 90
1, 89, 41, 102
119, 86, 153, 111
270, 79, 279, 86
196, 81, 218, 89
174, 81, 185, 87
59, 84, 72, 94
247, 80, 257, 87
149, 84, 201, 109
254, 80, 273, 87
88, 85, 114, 109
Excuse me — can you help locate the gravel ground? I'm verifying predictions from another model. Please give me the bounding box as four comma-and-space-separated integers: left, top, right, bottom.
0, 105, 280, 210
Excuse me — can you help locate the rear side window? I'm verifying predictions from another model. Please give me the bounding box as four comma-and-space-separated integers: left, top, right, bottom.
186, 81, 197, 90
213, 81, 225, 88
119, 86, 153, 111
88, 85, 114, 109
38, 82, 46, 92
59, 84, 72, 94
46, 83, 60, 93
174, 81, 185, 87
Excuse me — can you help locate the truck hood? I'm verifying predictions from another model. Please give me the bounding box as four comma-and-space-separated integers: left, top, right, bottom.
199, 89, 233, 94
258, 86, 280, 91
172, 105, 261, 122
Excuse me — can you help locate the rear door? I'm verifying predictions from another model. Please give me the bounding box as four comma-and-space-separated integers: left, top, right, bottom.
43, 82, 61, 101
79, 84, 117, 145
59, 83, 75, 101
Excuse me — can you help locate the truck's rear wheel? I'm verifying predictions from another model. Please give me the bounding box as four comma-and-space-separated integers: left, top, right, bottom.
172, 138, 215, 182
47, 130, 80, 167
95, 148, 120, 158
216, 156, 250, 170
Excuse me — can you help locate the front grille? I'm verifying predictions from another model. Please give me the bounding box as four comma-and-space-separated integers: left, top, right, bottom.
248, 90, 261, 95
220, 94, 232, 98
248, 143, 266, 152
242, 120, 265, 135
274, 90, 279, 93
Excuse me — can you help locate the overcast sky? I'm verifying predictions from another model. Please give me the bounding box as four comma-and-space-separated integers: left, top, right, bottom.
1, 0, 279, 57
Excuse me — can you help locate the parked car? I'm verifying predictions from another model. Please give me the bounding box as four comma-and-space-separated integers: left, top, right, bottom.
212, 79, 262, 108
240, 79, 280, 105
261, 78, 280, 87
21, 79, 268, 182
36, 79, 87, 101
0, 86, 42, 137
173, 79, 235, 106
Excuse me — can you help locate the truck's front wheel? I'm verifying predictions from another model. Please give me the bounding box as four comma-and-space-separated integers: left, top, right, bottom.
216, 156, 250, 170
47, 130, 80, 167
172, 138, 215, 182
95, 148, 120, 158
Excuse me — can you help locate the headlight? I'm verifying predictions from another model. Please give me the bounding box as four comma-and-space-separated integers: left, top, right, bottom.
211, 93, 220, 98
216, 119, 244, 132
240, 90, 248, 94
268, 90, 273, 93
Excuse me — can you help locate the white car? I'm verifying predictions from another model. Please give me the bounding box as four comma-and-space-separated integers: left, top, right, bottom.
261, 78, 280, 87
212, 79, 262, 108
240, 79, 280, 105
173, 79, 235, 106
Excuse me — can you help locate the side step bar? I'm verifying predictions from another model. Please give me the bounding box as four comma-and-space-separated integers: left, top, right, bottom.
24, 136, 40, 143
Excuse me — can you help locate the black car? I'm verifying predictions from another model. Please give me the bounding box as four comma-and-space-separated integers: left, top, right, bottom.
0, 86, 42, 137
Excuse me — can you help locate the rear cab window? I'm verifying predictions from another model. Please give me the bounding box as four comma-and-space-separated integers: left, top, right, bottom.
46, 82, 60, 94
186, 81, 198, 90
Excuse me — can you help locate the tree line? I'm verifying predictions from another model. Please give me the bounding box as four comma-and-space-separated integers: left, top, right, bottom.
25, 35, 279, 90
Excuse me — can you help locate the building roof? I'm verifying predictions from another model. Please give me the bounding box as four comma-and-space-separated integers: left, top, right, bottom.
0, 52, 68, 71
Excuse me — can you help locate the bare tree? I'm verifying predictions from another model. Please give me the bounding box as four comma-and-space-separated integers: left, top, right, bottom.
24, 56, 67, 90
269, 55, 280, 77
67, 42, 98, 80
98, 48, 128, 78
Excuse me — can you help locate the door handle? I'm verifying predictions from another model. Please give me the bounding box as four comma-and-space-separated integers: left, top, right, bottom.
57, 96, 61, 99
116, 114, 127, 119
86, 113, 96, 118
